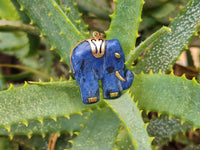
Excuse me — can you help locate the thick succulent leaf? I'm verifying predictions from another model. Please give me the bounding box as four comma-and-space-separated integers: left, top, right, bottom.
0, 137, 15, 150
126, 26, 171, 69
0, 69, 6, 91
113, 124, 135, 150
0, 0, 19, 20
17, 0, 86, 65
71, 107, 120, 150
133, 0, 200, 73
0, 32, 28, 51
0, 81, 105, 130
57, 0, 89, 36
106, 0, 144, 58
107, 92, 152, 150
0, 113, 90, 138
130, 73, 200, 128
76, 0, 112, 19
14, 134, 73, 150
147, 115, 193, 144
150, 3, 177, 24
0, 31, 39, 69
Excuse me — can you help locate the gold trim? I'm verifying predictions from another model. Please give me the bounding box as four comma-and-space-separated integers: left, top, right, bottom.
88, 97, 98, 103
110, 92, 119, 98
70, 39, 87, 74
115, 71, 126, 82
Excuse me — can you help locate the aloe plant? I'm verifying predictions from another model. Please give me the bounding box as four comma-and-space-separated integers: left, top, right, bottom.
0, 0, 199, 149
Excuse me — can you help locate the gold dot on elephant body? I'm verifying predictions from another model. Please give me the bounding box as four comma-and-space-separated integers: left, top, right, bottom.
115, 53, 121, 58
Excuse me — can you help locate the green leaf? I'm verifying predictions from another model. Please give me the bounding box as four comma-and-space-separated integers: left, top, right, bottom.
0, 137, 15, 150
17, 0, 86, 64
0, 0, 19, 20
126, 26, 171, 69
0, 32, 28, 51
106, 0, 144, 58
71, 107, 120, 150
133, 0, 200, 73
76, 0, 112, 19
0, 113, 90, 138
57, 0, 89, 36
107, 92, 152, 150
130, 73, 200, 128
150, 3, 176, 21
0, 81, 104, 130
0, 31, 39, 69
147, 115, 192, 144
113, 124, 135, 150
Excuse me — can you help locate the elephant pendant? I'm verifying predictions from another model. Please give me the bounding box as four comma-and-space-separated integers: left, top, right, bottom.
70, 32, 134, 104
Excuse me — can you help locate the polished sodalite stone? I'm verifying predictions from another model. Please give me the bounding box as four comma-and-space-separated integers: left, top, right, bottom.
70, 39, 134, 104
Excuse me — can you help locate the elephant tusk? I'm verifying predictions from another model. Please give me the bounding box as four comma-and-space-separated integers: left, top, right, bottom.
115, 71, 126, 82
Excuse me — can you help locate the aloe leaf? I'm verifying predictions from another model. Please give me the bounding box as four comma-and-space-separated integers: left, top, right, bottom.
107, 92, 152, 150
71, 107, 120, 150
57, 0, 89, 37
14, 134, 73, 150
17, 0, 86, 64
130, 73, 200, 128
0, 81, 105, 130
147, 115, 192, 144
76, 0, 112, 19
0, 20, 40, 36
133, 0, 200, 73
106, 0, 144, 58
113, 124, 135, 150
0, 70, 6, 91
0, 137, 15, 150
0, 0, 19, 20
0, 32, 28, 51
126, 26, 171, 69
0, 113, 90, 138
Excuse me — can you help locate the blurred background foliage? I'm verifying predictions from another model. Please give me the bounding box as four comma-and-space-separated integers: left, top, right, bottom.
0, 0, 199, 149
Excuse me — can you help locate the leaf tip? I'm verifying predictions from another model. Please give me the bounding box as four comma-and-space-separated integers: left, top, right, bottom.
60, 58, 64, 62
42, 133, 46, 138
28, 134, 32, 139
80, 124, 85, 127
68, 140, 74, 145
22, 121, 29, 127
9, 134, 14, 140
5, 126, 11, 132
150, 137, 155, 143
64, 115, 70, 120
23, 81, 28, 87
8, 83, 14, 90
66, 7, 71, 12
19, 6, 24, 11
37, 119, 44, 124
50, 46, 55, 51
50, 77, 54, 82
48, 12, 52, 17
51, 117, 57, 122
73, 131, 79, 136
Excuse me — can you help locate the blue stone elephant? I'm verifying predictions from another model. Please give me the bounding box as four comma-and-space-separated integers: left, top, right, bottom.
70, 38, 134, 104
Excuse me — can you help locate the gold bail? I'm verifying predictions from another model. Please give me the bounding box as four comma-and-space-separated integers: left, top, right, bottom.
87, 31, 105, 58
92, 31, 104, 39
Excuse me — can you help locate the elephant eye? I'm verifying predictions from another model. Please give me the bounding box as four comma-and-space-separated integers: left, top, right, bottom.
115, 53, 121, 59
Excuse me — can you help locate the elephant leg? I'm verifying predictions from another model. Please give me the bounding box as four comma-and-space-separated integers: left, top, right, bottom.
76, 72, 99, 104
102, 73, 122, 99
